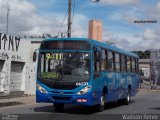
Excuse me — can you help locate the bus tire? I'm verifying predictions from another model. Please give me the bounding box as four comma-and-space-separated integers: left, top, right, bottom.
54, 103, 64, 111
124, 90, 131, 105
97, 92, 106, 112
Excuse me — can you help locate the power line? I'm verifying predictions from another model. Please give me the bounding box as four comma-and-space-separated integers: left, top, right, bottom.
71, 0, 100, 25
57, 9, 68, 36
72, 0, 76, 20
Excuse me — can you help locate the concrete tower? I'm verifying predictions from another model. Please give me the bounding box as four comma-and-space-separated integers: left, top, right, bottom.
88, 19, 102, 41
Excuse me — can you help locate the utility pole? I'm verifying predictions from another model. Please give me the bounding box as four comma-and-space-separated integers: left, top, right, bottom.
68, 0, 72, 38
150, 61, 153, 90
6, 7, 10, 34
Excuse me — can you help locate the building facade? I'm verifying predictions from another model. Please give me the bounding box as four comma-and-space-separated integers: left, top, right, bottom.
138, 59, 150, 81
150, 49, 160, 85
0, 33, 41, 96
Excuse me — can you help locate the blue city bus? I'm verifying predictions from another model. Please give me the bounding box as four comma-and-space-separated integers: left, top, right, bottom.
36, 38, 139, 112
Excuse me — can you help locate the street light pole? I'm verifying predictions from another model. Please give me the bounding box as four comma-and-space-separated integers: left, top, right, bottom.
6, 8, 10, 35
68, 0, 72, 38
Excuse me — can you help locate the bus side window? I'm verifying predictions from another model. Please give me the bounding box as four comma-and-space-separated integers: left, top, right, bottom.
132, 58, 136, 73
94, 49, 100, 78
127, 56, 131, 72
101, 49, 108, 71
121, 55, 126, 72
136, 59, 139, 73
108, 51, 114, 71
115, 53, 120, 72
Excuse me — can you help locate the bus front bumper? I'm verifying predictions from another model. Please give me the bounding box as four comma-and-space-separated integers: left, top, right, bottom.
36, 90, 96, 106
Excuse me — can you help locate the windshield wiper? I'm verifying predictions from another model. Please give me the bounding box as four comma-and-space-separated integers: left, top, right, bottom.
67, 51, 79, 64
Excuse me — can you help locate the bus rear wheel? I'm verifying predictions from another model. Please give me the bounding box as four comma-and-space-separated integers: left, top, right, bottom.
97, 92, 106, 112
54, 103, 64, 111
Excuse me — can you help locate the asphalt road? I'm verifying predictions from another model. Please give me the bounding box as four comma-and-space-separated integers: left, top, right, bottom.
0, 91, 160, 120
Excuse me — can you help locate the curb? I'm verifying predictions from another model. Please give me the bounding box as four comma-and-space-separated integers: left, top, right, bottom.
0, 101, 23, 107
139, 89, 160, 93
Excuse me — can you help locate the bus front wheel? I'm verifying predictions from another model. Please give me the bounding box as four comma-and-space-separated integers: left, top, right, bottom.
54, 103, 64, 111
97, 92, 106, 112
124, 90, 131, 105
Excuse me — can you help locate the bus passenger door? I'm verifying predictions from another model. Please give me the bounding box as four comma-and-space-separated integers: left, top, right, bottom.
92, 48, 102, 103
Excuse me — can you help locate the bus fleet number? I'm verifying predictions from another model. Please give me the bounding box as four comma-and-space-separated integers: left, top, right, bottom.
76, 82, 88, 86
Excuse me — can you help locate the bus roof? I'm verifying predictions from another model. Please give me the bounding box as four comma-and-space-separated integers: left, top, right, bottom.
43, 37, 138, 58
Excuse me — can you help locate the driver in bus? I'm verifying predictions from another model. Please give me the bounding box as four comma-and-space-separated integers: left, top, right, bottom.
72, 59, 89, 76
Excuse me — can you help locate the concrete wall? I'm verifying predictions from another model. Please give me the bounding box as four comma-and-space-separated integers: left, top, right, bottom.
0, 33, 42, 95
25, 41, 41, 95
0, 33, 30, 95
139, 59, 150, 81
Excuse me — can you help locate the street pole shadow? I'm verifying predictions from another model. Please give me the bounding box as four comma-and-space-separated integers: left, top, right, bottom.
34, 105, 54, 113
105, 100, 135, 110
34, 100, 135, 115
148, 107, 160, 110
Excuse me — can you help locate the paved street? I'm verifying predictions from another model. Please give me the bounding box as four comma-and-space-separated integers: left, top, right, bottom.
0, 91, 160, 116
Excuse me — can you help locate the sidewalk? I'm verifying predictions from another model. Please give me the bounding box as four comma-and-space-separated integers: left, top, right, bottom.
0, 95, 35, 107
139, 82, 160, 93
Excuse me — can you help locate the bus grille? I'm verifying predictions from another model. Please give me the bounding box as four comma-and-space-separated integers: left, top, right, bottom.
50, 91, 74, 94
39, 80, 78, 90
47, 84, 77, 90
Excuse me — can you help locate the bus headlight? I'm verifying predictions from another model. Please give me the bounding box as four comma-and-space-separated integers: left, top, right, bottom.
77, 85, 91, 95
36, 84, 48, 94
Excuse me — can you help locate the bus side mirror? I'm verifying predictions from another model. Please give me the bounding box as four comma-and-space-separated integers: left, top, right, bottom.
33, 49, 39, 62
33, 51, 37, 62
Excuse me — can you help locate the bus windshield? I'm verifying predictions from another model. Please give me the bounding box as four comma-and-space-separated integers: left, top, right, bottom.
38, 52, 90, 82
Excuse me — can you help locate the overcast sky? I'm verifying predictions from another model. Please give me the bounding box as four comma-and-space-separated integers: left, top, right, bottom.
0, 0, 159, 51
